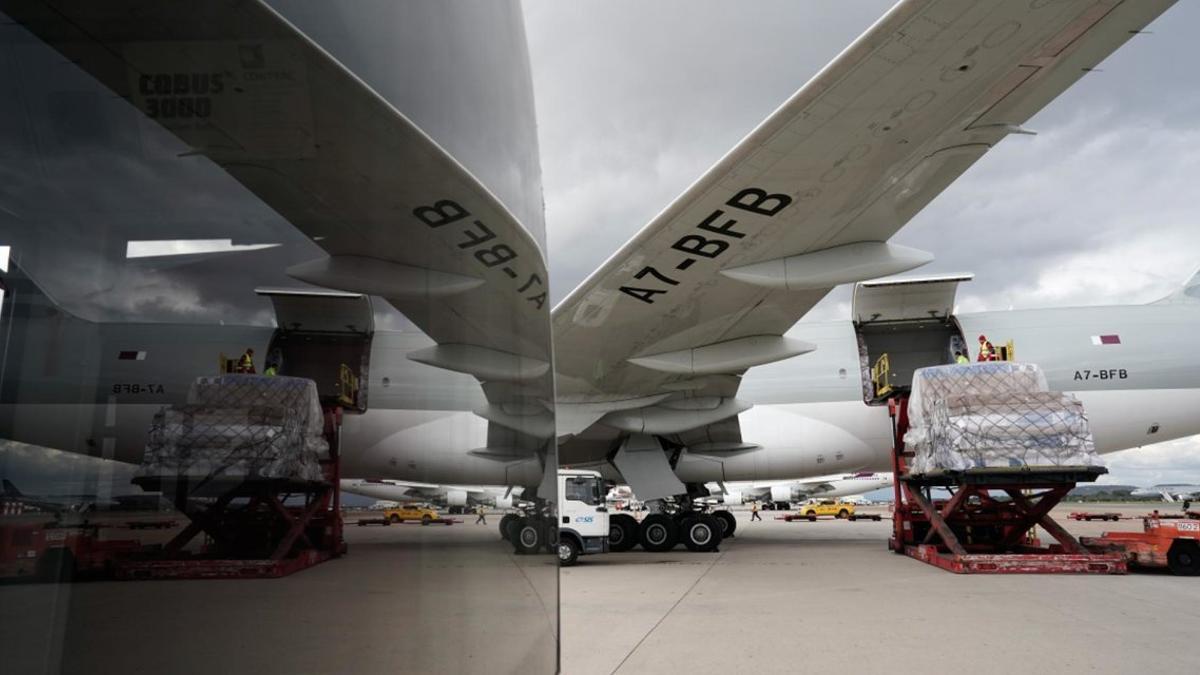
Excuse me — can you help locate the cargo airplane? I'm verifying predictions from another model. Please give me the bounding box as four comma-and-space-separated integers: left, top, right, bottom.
1, 0, 1194, 554
706, 472, 894, 509
1131, 484, 1200, 503
339, 479, 524, 512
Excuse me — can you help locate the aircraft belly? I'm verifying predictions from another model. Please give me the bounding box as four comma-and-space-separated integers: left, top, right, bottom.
674, 401, 893, 483
340, 410, 542, 486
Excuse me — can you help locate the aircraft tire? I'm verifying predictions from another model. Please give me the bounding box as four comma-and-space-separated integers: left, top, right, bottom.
639, 514, 678, 552
701, 514, 724, 549
712, 510, 736, 538
499, 514, 520, 542
513, 517, 544, 554
1168, 540, 1200, 576
680, 515, 721, 552
608, 513, 639, 552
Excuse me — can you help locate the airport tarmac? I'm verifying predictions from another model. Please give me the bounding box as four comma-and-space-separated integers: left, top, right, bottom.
563, 503, 1200, 674
2, 503, 1198, 674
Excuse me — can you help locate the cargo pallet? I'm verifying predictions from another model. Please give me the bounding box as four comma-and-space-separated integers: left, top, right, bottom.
887, 397, 1126, 575
116, 407, 346, 581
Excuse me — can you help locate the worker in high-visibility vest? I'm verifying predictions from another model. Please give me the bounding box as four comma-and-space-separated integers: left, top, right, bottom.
954, 351, 969, 365
237, 348, 256, 374
976, 335, 996, 362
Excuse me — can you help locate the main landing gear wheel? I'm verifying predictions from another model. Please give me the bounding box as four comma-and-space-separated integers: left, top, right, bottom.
608, 513, 639, 552
639, 513, 678, 552
712, 510, 736, 538
558, 537, 581, 567
680, 515, 721, 552
1168, 540, 1200, 576
513, 518, 544, 554
499, 514, 519, 542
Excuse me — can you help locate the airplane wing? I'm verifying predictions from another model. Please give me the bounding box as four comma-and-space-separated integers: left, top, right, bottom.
554, 0, 1175, 450
2, 0, 554, 445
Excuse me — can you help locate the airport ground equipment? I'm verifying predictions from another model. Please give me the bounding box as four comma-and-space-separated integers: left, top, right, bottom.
800, 499, 854, 520
777, 512, 882, 522
555, 469, 610, 566
1082, 519, 1200, 576
381, 504, 441, 525
116, 376, 347, 580
356, 516, 459, 527
0, 521, 141, 581
888, 396, 1126, 574
1069, 512, 1123, 522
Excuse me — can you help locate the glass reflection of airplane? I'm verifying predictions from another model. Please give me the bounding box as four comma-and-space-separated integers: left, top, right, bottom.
1, 0, 1193, 555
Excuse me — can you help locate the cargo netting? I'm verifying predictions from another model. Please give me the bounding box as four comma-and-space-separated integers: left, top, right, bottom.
137, 376, 327, 482
904, 363, 1100, 473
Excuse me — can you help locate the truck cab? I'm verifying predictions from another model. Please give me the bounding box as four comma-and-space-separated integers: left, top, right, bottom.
557, 469, 610, 566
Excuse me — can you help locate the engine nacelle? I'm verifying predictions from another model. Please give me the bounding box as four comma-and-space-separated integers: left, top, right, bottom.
445, 489, 468, 507
723, 491, 743, 505
770, 485, 793, 504
494, 495, 513, 509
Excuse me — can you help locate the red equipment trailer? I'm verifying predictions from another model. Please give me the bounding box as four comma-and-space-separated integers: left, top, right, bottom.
115, 407, 346, 580
0, 521, 140, 582
887, 397, 1126, 575
1068, 512, 1122, 522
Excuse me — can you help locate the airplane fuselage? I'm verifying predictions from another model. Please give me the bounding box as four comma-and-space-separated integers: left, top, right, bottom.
4, 296, 1199, 489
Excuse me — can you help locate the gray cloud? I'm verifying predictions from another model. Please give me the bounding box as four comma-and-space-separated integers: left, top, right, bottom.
526, 1, 1200, 486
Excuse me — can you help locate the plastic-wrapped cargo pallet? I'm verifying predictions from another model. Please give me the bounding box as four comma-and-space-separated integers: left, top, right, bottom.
137, 375, 328, 482
904, 362, 1101, 474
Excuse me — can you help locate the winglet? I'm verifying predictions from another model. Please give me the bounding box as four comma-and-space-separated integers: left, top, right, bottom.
1152, 265, 1200, 304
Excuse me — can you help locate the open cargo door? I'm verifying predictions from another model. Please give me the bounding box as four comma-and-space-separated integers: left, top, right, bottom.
257, 288, 373, 412
853, 274, 972, 325
852, 275, 972, 401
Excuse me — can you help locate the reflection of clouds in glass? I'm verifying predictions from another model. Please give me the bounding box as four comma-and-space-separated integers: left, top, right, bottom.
0, 438, 139, 495
1, 26, 319, 326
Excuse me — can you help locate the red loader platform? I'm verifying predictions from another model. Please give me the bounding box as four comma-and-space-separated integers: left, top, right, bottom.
887, 397, 1126, 575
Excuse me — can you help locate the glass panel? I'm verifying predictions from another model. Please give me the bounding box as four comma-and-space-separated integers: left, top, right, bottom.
0, 2, 557, 673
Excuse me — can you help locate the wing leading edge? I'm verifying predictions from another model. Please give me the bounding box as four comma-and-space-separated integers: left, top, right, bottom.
553, 0, 1175, 451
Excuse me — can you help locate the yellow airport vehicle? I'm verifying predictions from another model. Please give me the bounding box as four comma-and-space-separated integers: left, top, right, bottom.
383, 505, 441, 525
800, 499, 854, 520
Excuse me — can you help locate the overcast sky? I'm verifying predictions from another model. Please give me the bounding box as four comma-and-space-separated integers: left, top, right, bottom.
523, 0, 1200, 487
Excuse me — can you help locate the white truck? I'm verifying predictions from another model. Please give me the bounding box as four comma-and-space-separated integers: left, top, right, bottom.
556, 469, 610, 566
500, 469, 610, 566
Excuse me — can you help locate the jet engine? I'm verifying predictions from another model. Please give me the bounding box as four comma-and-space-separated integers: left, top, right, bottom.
770, 485, 793, 504
494, 494, 514, 509
723, 490, 743, 505
445, 489, 468, 507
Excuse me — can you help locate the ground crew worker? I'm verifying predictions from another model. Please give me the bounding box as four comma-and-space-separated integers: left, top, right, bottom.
954, 350, 969, 365
750, 502, 762, 521
976, 335, 996, 362
237, 348, 256, 374
475, 504, 487, 525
